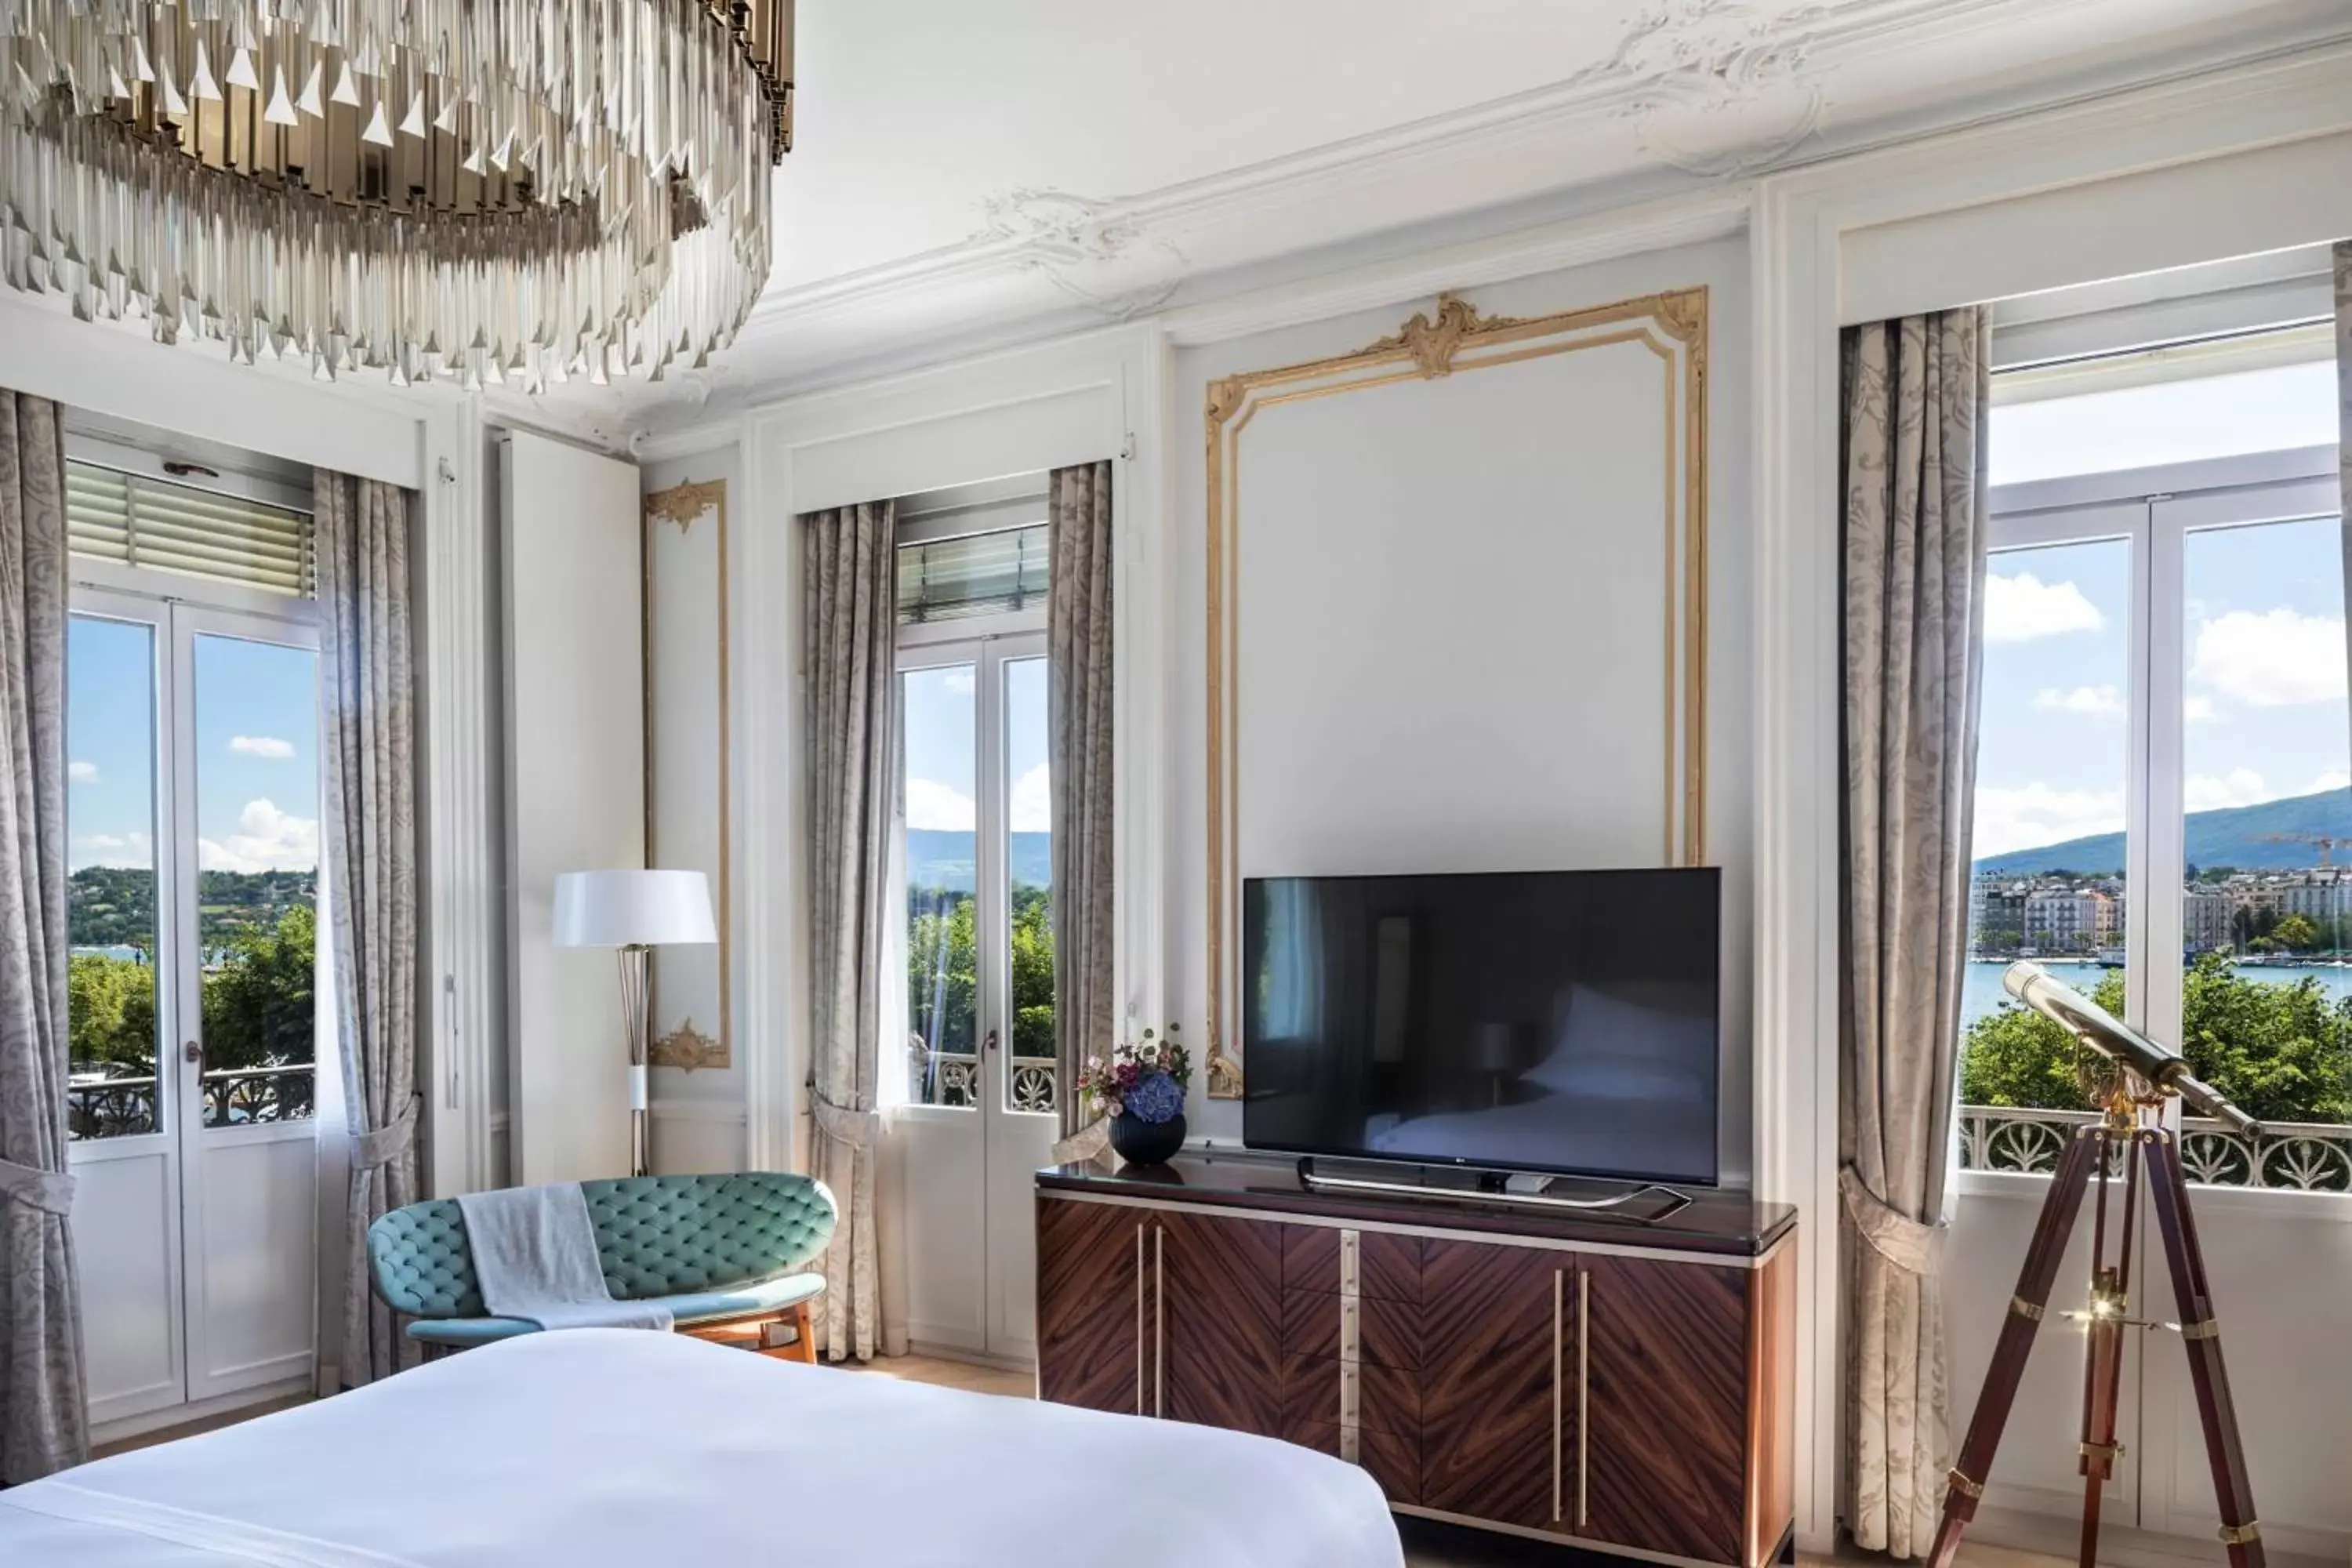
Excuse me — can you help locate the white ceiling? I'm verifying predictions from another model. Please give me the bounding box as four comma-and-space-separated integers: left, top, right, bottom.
524, 0, 2352, 439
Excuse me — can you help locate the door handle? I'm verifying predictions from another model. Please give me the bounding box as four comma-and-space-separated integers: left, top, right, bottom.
183, 1040, 203, 1067
984, 1029, 1000, 1054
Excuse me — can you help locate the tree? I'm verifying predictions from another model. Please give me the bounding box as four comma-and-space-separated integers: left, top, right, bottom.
1962, 953, 2352, 1126
2270, 914, 2322, 953
69, 953, 158, 1073
904, 882, 1060, 1062
1010, 885, 1056, 1058
201, 905, 316, 1072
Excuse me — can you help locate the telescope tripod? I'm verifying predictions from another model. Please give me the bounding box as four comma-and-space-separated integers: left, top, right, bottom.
1927, 1109, 2261, 1568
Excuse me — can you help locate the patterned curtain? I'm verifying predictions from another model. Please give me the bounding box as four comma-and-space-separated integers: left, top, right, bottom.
803, 501, 895, 1362
0, 390, 86, 1481
1047, 461, 1114, 1145
1838, 309, 1989, 1557
2336, 244, 2350, 740
314, 471, 423, 1388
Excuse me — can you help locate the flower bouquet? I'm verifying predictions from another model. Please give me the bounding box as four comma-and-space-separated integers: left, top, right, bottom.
1076, 1025, 1191, 1166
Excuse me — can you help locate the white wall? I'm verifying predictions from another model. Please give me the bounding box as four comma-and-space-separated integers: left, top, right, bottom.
499, 431, 645, 1184
1168, 238, 1754, 1183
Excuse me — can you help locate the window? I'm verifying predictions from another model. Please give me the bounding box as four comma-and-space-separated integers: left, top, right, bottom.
893, 499, 1057, 1116
67, 461, 316, 597
1958, 341, 2350, 1190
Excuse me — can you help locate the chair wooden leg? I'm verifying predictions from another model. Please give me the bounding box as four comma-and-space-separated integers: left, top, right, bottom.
789, 1300, 818, 1364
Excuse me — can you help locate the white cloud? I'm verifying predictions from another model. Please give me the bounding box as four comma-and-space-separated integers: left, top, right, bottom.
2306, 770, 2352, 795
2183, 695, 2221, 724
68, 760, 98, 783
2031, 684, 2122, 716
71, 830, 152, 869
2190, 608, 2348, 707
1010, 764, 1051, 834
939, 668, 976, 697
905, 779, 975, 833
1984, 572, 2104, 643
1972, 782, 2124, 858
198, 798, 318, 873
2184, 769, 2272, 812
229, 735, 296, 760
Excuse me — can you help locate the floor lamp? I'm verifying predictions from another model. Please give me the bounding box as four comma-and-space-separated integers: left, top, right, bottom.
553, 869, 717, 1178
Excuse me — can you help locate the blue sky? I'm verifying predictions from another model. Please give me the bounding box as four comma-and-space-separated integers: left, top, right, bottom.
1974, 357, 2347, 860
67, 619, 320, 874
903, 652, 1050, 858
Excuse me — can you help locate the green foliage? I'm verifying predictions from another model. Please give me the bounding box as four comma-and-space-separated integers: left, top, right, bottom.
69, 904, 316, 1077
2261, 914, 2321, 953
1962, 953, 2352, 1124
907, 882, 1058, 1058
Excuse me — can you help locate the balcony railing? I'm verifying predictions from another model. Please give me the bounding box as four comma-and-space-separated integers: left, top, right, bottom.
67, 1064, 317, 1141
906, 1044, 1056, 1114
1959, 1103, 2352, 1192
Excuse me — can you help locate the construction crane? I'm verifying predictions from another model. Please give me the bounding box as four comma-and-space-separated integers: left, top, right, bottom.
2261, 831, 2345, 868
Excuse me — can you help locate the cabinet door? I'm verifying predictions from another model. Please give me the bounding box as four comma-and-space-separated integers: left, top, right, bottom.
1418, 1239, 1570, 1529
1036, 1197, 1145, 1416
1156, 1209, 1286, 1438
1580, 1252, 1750, 1565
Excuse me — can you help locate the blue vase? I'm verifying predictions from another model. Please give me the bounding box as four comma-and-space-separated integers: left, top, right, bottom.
1109, 1110, 1186, 1167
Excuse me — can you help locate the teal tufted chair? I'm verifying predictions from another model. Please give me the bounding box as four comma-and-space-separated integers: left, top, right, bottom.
368, 1172, 837, 1357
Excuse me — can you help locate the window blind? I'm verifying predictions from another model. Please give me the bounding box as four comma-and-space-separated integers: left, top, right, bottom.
896, 522, 1047, 624
66, 462, 315, 597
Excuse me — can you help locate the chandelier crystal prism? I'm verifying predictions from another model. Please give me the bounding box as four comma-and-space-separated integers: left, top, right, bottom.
0, 0, 792, 390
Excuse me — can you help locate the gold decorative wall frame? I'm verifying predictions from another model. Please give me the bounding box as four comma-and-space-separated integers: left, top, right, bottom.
644, 478, 733, 1071
1202, 286, 1710, 1099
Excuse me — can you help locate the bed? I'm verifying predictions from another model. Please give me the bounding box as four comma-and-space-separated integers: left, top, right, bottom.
0, 1329, 1403, 1567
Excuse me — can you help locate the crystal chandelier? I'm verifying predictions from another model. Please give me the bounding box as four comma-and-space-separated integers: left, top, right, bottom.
0, 0, 792, 390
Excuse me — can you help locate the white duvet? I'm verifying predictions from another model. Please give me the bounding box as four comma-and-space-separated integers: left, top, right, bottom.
0, 1330, 1402, 1567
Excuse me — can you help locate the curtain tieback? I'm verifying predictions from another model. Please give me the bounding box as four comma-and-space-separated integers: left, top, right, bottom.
1051, 1116, 1109, 1166
349, 1093, 422, 1170
1838, 1164, 1944, 1276
812, 1091, 879, 1151
0, 1156, 75, 1216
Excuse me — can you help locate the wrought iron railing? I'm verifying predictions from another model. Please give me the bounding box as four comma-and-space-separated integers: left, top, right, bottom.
905, 1044, 1056, 1113
1958, 1104, 2352, 1192
67, 1064, 317, 1141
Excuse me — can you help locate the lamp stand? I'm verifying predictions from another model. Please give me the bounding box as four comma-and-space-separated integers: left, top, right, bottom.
615, 943, 652, 1178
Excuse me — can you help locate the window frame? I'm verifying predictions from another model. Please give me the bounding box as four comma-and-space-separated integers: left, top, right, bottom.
1969, 440, 2349, 1214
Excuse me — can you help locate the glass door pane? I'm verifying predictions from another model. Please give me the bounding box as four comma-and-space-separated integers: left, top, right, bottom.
191, 633, 320, 1127
1004, 656, 1054, 1116
2176, 514, 2352, 1189
67, 615, 164, 1140
1960, 536, 2135, 1171
904, 662, 979, 1107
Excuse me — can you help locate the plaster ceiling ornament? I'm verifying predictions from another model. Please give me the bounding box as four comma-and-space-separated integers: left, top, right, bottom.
975, 187, 1187, 320
0, 0, 794, 391
1607, 0, 1829, 176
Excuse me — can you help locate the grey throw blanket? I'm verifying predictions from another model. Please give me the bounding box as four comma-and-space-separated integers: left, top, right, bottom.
453, 1185, 673, 1332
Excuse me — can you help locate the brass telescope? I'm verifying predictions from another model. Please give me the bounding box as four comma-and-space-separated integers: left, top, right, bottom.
2002, 961, 2262, 1138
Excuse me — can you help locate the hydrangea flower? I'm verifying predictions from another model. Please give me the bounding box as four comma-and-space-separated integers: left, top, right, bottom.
1123, 1069, 1184, 1125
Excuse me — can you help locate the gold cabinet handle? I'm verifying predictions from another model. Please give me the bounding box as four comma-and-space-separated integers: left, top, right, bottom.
1578, 1269, 1591, 1529
1154, 1225, 1166, 1418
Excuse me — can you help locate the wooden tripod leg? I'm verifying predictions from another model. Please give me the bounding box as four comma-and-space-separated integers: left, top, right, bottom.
2141, 1131, 2265, 1568
1926, 1131, 2102, 1568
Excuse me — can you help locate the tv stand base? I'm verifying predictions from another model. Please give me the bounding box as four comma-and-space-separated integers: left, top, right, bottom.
1294, 1156, 1696, 1224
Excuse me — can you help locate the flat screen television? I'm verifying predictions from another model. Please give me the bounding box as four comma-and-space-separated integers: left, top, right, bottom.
1241, 867, 1720, 1186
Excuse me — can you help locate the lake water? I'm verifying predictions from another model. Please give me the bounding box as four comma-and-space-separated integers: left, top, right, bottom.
1963, 958, 2352, 1027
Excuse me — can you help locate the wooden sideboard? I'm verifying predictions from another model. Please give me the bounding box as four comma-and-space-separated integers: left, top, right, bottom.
1036, 1155, 1797, 1568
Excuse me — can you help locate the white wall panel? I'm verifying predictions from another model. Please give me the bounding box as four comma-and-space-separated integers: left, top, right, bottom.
500, 430, 644, 1184
69, 1145, 184, 1425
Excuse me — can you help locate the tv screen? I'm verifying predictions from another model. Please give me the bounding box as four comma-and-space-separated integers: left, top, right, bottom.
1241, 867, 1720, 1186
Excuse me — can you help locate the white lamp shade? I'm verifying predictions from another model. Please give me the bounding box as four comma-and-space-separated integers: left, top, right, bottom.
552, 869, 717, 948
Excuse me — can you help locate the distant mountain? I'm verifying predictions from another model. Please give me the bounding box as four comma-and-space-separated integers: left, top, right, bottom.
907, 829, 1052, 893
1976, 786, 2352, 877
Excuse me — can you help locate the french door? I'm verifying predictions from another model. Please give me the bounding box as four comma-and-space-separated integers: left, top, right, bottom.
65, 590, 325, 1432
893, 627, 1059, 1363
